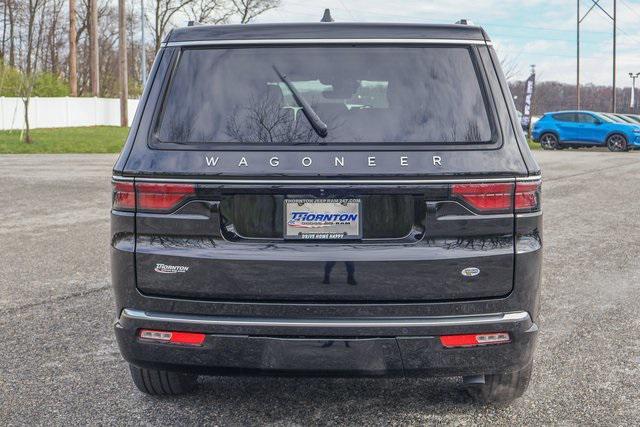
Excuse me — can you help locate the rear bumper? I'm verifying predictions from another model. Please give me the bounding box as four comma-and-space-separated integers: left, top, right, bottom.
115, 309, 538, 377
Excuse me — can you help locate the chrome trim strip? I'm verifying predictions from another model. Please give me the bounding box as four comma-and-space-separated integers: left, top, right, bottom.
165, 38, 490, 48
115, 176, 519, 185
122, 309, 529, 328
516, 211, 542, 219
113, 175, 540, 185
516, 175, 542, 182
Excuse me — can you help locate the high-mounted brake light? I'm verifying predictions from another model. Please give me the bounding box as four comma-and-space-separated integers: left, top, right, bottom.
112, 181, 135, 211
135, 182, 196, 212
451, 183, 514, 213
440, 332, 510, 348
515, 180, 541, 212
139, 329, 206, 346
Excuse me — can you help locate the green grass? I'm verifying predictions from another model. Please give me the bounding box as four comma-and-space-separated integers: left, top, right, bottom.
0, 126, 129, 154
0, 125, 541, 154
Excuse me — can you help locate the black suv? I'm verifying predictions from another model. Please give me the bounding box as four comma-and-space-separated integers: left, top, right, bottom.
111, 22, 542, 403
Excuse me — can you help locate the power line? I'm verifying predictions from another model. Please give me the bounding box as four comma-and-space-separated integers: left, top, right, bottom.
279, 0, 617, 35
336, 0, 356, 21
592, 1, 640, 46
619, 0, 640, 20
576, 0, 627, 111
499, 48, 618, 60
480, 20, 611, 35
488, 30, 605, 44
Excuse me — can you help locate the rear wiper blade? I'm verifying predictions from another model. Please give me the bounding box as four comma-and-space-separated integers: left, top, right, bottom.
272, 65, 328, 138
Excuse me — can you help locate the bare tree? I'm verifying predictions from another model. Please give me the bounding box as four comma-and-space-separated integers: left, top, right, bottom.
226, 91, 321, 144
75, 0, 117, 96
0, 0, 282, 103
126, 0, 140, 88
147, 0, 280, 54
148, 0, 196, 53
499, 53, 520, 82
186, 0, 233, 24
20, 0, 47, 143
6, 0, 15, 66
97, 5, 120, 96
230, 0, 279, 24
43, 0, 65, 76
509, 80, 634, 115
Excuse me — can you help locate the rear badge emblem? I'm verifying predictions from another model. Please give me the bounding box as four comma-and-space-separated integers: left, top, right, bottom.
461, 267, 480, 277
154, 263, 189, 274
204, 154, 444, 169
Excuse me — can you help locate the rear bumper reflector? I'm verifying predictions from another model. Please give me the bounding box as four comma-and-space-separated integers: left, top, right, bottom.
139, 329, 206, 346
439, 332, 510, 348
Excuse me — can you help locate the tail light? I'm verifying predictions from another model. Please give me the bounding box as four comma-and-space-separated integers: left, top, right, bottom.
139, 329, 206, 346
135, 183, 195, 212
112, 182, 135, 211
440, 332, 510, 348
451, 179, 541, 213
451, 183, 514, 213
111, 181, 195, 213
515, 180, 541, 212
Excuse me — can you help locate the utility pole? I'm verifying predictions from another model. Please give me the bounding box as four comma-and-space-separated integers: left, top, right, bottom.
141, 0, 146, 85
119, 0, 128, 127
578, 1, 618, 112
612, 0, 617, 113
89, 0, 100, 96
630, 73, 640, 113
69, 0, 78, 96
577, 0, 580, 109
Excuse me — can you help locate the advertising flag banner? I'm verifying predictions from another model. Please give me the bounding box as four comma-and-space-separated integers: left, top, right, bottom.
522, 72, 536, 131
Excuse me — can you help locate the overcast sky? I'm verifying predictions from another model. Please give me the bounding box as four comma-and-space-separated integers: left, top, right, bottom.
252, 0, 640, 86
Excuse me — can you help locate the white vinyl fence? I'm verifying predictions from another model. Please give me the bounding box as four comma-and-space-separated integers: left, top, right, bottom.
0, 97, 140, 130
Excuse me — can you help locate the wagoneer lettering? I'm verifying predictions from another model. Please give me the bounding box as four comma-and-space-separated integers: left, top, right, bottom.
111, 21, 542, 403
204, 154, 445, 169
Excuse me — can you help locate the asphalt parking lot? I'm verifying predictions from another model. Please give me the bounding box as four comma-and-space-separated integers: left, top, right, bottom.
1, 150, 639, 425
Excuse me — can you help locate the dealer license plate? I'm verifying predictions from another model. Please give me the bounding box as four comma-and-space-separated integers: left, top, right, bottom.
284, 199, 362, 240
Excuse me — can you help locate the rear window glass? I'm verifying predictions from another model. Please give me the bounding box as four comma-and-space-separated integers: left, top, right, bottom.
553, 113, 576, 122
156, 46, 493, 145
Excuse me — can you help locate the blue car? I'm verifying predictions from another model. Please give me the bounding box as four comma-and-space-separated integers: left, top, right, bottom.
532, 110, 640, 152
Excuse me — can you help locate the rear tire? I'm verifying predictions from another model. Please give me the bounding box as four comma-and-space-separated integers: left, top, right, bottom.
606, 134, 628, 152
540, 133, 559, 150
465, 364, 532, 404
129, 364, 198, 395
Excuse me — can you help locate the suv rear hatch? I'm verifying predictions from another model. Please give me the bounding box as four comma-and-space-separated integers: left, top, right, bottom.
122, 41, 534, 303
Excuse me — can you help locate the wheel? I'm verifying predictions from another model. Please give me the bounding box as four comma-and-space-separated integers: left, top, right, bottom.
540, 133, 559, 150
129, 364, 198, 395
606, 134, 628, 152
465, 364, 532, 404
